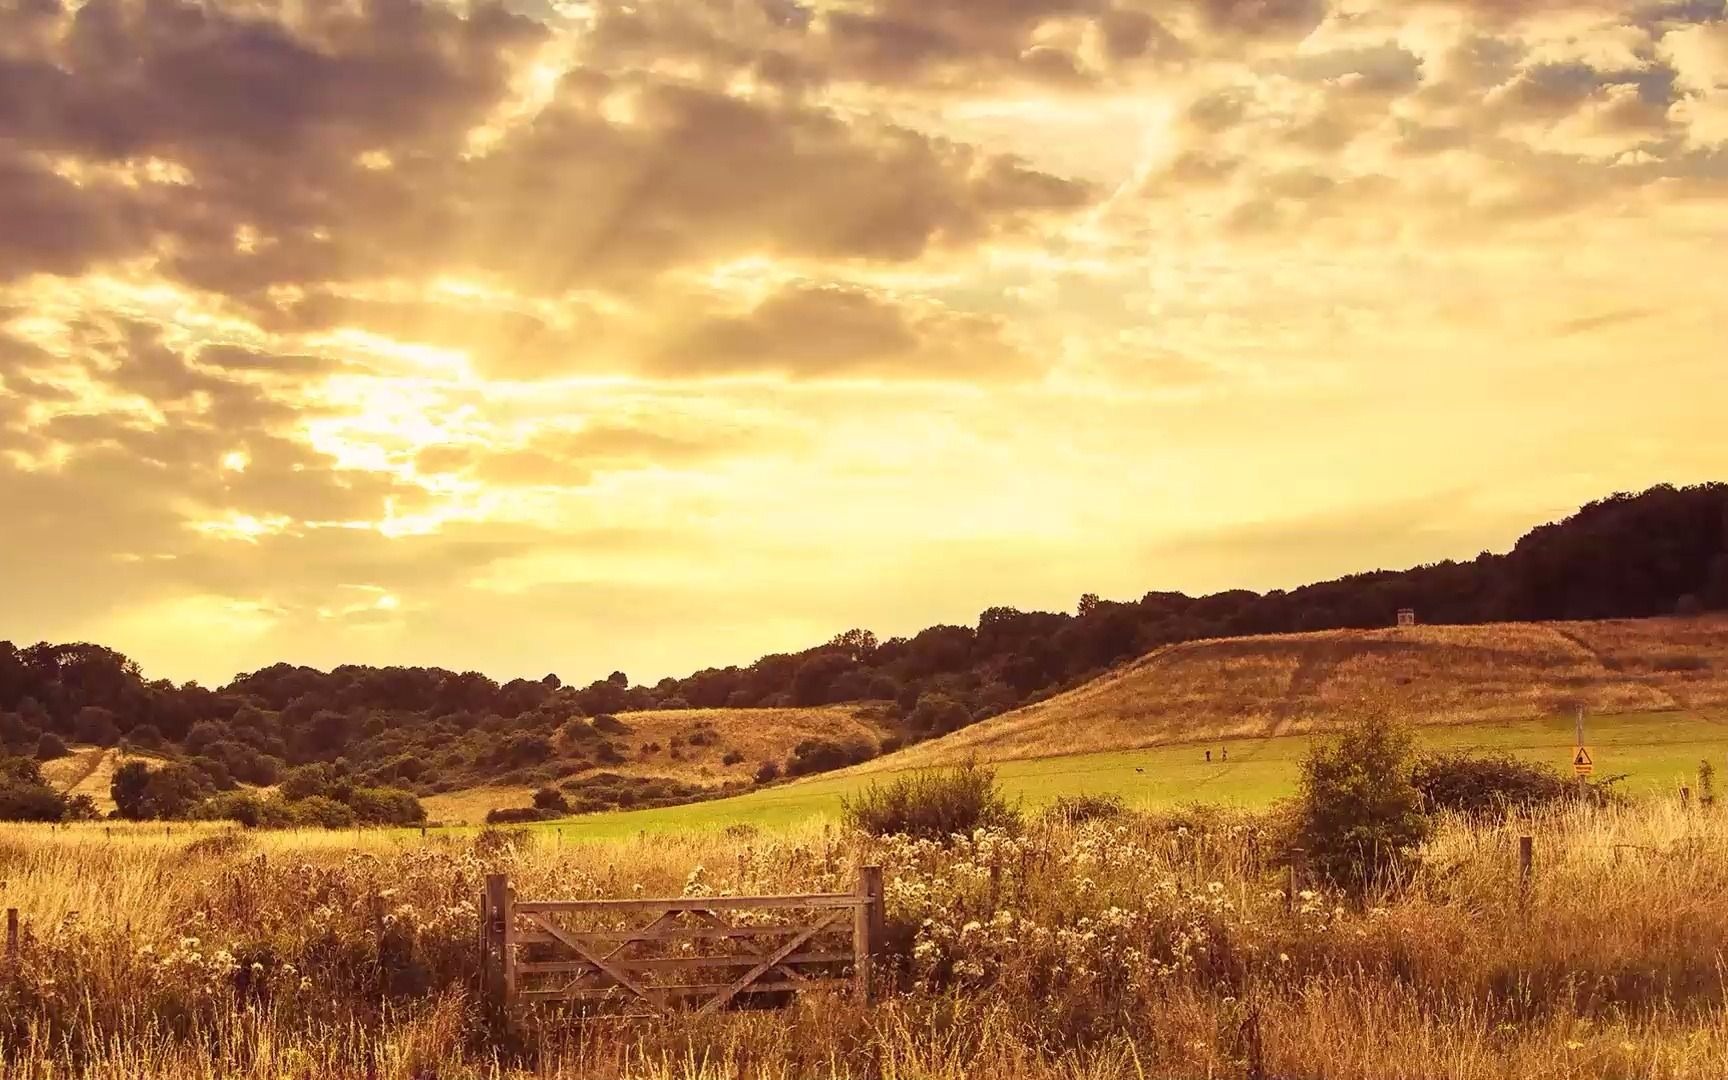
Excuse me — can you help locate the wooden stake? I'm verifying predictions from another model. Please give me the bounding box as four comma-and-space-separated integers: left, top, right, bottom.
6, 908, 17, 960
1285, 864, 1298, 914
854, 865, 883, 1002
1518, 835, 1533, 888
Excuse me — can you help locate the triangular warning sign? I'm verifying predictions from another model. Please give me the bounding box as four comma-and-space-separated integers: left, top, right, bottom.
1573, 747, 1592, 767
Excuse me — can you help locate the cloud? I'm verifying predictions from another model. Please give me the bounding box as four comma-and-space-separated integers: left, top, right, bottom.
651, 284, 1035, 380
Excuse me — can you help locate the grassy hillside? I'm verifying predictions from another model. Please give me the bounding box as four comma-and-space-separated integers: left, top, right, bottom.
425, 704, 892, 824
868, 616, 1728, 770
513, 709, 1728, 841
495, 615, 1728, 840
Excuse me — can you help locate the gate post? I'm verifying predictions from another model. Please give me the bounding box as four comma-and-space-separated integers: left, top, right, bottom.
485, 873, 516, 1010
854, 865, 884, 1002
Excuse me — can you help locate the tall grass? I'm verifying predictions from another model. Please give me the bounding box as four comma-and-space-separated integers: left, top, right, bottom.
2, 801, 1727, 1078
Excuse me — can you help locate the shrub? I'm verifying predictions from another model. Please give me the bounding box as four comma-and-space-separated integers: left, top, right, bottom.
721, 749, 745, 766
500, 733, 553, 767
1295, 716, 1429, 891
278, 763, 340, 802
346, 786, 427, 825
594, 741, 626, 765
532, 786, 570, 814
1411, 752, 1574, 819
291, 795, 357, 829
592, 714, 630, 735
784, 737, 875, 777
194, 790, 266, 827
34, 732, 68, 761
1042, 793, 1128, 825
754, 760, 781, 784
908, 693, 972, 737
557, 717, 597, 748
0, 759, 68, 821
73, 706, 121, 747
843, 762, 1020, 840
485, 806, 553, 825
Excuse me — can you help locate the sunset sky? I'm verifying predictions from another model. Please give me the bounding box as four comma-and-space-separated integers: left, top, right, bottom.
2, 0, 1726, 686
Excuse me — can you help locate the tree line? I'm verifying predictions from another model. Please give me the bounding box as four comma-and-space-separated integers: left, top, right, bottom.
1, 482, 1725, 817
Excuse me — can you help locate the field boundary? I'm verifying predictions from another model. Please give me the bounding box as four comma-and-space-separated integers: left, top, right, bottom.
480, 868, 884, 1016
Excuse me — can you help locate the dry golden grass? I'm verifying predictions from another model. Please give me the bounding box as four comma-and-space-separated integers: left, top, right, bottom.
601, 705, 894, 783
420, 783, 539, 824
4, 798, 1728, 1077
875, 617, 1728, 768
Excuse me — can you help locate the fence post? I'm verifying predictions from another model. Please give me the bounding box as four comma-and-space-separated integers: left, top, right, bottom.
6, 908, 17, 960
1285, 863, 1298, 914
1681, 785, 1691, 808
854, 865, 883, 1002
1518, 835, 1533, 890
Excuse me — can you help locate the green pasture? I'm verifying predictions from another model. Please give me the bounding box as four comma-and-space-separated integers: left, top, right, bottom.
522, 709, 1728, 843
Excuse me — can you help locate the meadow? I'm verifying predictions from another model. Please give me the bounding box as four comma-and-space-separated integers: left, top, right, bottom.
4, 794, 1728, 1078
507, 708, 1726, 842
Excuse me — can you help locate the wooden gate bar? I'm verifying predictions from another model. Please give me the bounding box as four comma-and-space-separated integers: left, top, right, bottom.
481, 866, 884, 1017
517, 893, 860, 913
696, 911, 844, 1015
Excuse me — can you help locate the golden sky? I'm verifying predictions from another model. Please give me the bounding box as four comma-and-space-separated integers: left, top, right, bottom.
2, 0, 1726, 686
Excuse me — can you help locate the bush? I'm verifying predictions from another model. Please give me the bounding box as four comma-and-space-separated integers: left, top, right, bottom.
194, 791, 266, 827
843, 762, 1020, 840
1295, 716, 1429, 891
486, 806, 554, 825
592, 714, 630, 735
346, 786, 427, 825
784, 737, 875, 777
1412, 752, 1575, 819
908, 693, 972, 737
595, 741, 626, 765
532, 786, 570, 814
34, 732, 68, 761
291, 795, 357, 829
721, 749, 745, 766
0, 777, 68, 821
1042, 793, 1128, 825
754, 760, 781, 784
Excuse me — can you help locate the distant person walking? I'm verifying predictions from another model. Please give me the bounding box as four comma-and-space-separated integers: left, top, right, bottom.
1222, 748, 1228, 762
1205, 749, 1212, 763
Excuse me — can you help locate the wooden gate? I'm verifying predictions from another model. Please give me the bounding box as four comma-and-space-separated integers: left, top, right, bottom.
479, 867, 884, 1016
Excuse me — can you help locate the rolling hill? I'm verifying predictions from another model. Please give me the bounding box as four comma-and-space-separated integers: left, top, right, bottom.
858, 615, 1728, 771
424, 703, 892, 824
